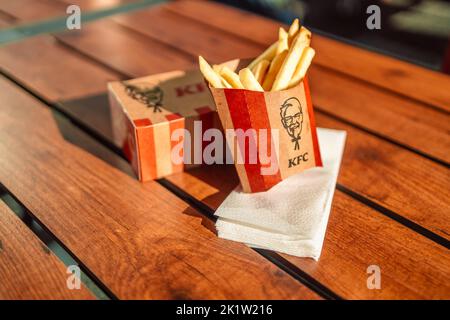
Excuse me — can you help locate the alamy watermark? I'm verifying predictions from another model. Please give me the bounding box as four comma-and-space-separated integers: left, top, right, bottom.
367, 265, 381, 289
66, 5, 81, 30
170, 123, 281, 175
67, 265, 81, 290
366, 5, 381, 30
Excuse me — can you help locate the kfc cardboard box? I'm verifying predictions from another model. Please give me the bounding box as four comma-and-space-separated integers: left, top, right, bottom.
108, 69, 219, 181
200, 23, 322, 193
209, 60, 322, 193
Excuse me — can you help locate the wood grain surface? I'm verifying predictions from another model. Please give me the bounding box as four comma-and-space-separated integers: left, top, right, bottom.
0, 200, 94, 299
165, 165, 450, 299
0, 75, 320, 300
0, 0, 140, 28
0, 0, 65, 26
0, 0, 448, 300
49, 15, 450, 239
0, 35, 122, 101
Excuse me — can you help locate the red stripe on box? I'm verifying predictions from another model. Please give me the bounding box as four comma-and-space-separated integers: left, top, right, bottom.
195, 106, 214, 130
123, 117, 137, 175
134, 118, 152, 127
303, 77, 322, 167
165, 113, 183, 121
133, 118, 157, 181
195, 106, 215, 157
245, 91, 282, 190
225, 89, 266, 193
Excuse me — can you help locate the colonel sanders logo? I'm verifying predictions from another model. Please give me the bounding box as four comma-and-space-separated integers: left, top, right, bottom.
280, 97, 303, 150
123, 83, 163, 112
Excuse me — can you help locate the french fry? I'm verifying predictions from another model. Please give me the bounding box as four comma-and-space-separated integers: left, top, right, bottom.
219, 66, 245, 89
211, 64, 233, 88
288, 18, 300, 45
239, 68, 264, 91
247, 42, 277, 70
212, 64, 223, 73
288, 18, 300, 37
262, 50, 288, 91
276, 27, 288, 55
199, 56, 224, 88
271, 27, 311, 91
288, 47, 315, 88
247, 19, 300, 69
221, 77, 233, 88
253, 59, 270, 85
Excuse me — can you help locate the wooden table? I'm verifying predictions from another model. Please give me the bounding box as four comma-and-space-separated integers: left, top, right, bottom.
0, 0, 449, 300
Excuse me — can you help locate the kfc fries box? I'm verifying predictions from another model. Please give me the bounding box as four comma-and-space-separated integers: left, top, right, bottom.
108, 69, 219, 181
209, 59, 322, 193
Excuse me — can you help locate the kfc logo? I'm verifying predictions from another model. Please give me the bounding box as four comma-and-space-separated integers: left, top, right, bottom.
123, 83, 163, 112
280, 97, 303, 150
175, 83, 206, 97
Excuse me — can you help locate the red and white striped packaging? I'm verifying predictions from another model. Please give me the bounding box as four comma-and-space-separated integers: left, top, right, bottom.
108, 69, 219, 181
209, 59, 322, 193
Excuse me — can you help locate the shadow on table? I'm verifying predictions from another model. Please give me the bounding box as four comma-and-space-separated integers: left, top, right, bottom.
176, 164, 240, 235
51, 91, 240, 236
52, 93, 136, 178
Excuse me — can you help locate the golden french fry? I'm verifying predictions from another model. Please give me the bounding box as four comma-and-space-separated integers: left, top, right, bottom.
247, 21, 298, 70
239, 68, 264, 91
221, 77, 232, 88
262, 50, 288, 91
299, 26, 311, 43
247, 42, 277, 70
289, 47, 315, 88
212, 64, 223, 73
287, 18, 300, 45
219, 66, 244, 89
276, 27, 288, 55
271, 27, 311, 91
199, 56, 224, 88
213, 65, 235, 88
253, 59, 270, 85
288, 18, 300, 37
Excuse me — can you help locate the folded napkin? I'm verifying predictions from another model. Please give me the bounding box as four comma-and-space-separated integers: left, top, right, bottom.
215, 128, 346, 260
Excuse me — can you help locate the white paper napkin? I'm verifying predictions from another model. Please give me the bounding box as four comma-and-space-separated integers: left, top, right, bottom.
215, 128, 346, 260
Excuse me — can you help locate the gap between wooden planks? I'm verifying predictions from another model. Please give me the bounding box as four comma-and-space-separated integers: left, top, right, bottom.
0, 199, 94, 299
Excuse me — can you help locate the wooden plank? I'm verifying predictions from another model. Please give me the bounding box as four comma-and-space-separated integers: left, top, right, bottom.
0, 35, 122, 102
112, 5, 262, 62
56, 0, 138, 11
309, 65, 450, 164
0, 76, 321, 300
0, 200, 94, 299
50, 15, 450, 239
0, 0, 139, 27
54, 19, 196, 77
167, 0, 450, 113
165, 166, 450, 299
0, 9, 15, 29
317, 114, 450, 240
0, 0, 66, 25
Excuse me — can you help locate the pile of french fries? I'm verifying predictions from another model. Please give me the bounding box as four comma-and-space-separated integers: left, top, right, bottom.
199, 19, 314, 92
